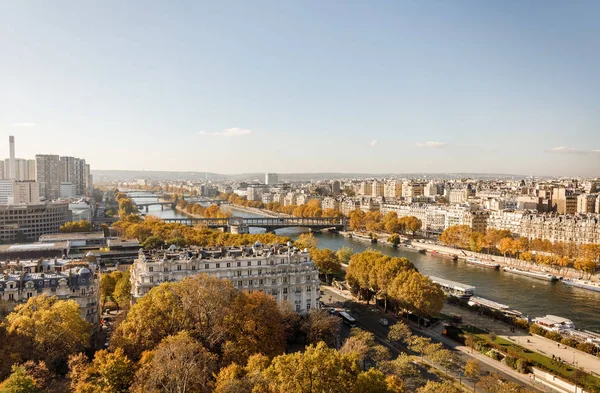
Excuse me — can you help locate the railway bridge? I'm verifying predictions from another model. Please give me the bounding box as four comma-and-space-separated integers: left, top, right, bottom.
161, 216, 347, 233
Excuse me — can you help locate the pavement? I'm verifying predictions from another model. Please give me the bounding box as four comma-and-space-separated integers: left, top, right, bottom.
445, 303, 600, 377
321, 286, 550, 393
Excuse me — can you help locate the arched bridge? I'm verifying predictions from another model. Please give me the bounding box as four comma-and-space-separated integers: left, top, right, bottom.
134, 201, 176, 211
161, 216, 347, 232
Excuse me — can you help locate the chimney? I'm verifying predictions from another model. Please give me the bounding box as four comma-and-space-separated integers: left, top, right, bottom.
9, 135, 15, 179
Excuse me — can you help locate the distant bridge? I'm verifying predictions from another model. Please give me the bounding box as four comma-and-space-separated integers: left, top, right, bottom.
161, 216, 347, 233
133, 201, 176, 211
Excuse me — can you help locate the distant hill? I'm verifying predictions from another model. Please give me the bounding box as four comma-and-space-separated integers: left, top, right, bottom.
92, 169, 529, 182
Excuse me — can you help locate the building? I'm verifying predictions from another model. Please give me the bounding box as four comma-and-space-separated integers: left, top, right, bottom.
261, 193, 274, 204
384, 180, 402, 199
0, 180, 15, 204
402, 182, 425, 198
552, 187, 577, 215
69, 201, 94, 221
0, 202, 72, 243
60, 182, 77, 198
13, 180, 40, 204
59, 156, 88, 196
0, 258, 99, 325
284, 192, 299, 206
265, 173, 278, 185
321, 197, 341, 211
424, 182, 444, 197
36, 154, 61, 200
520, 214, 600, 245
331, 180, 341, 195
577, 193, 597, 214
130, 243, 320, 313
358, 181, 372, 196
340, 199, 360, 216
371, 180, 384, 198
449, 189, 469, 204
0, 242, 70, 261
487, 210, 527, 236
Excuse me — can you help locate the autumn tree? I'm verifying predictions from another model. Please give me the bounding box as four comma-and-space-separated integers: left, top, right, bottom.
5, 295, 91, 372
417, 381, 463, 393
383, 212, 400, 234
388, 234, 401, 247
295, 233, 318, 250
388, 270, 445, 317
310, 248, 342, 282
302, 309, 341, 347
132, 331, 217, 393
439, 225, 473, 249
0, 365, 41, 393
68, 348, 134, 393
59, 220, 92, 233
340, 329, 390, 370
388, 322, 412, 344
336, 247, 354, 265
463, 359, 481, 383
349, 210, 366, 231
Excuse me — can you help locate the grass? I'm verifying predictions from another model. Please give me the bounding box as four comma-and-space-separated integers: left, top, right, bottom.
476, 333, 600, 390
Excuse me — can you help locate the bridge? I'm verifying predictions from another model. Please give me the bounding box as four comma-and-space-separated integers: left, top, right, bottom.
161, 216, 347, 233
133, 201, 176, 211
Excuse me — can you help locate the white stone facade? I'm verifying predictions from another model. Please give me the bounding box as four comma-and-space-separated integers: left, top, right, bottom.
131, 243, 321, 313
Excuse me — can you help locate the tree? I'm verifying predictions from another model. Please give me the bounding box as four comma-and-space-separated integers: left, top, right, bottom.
132, 331, 217, 393
60, 220, 92, 233
68, 348, 135, 393
302, 309, 341, 347
0, 365, 41, 393
388, 234, 401, 248
349, 210, 366, 231
340, 329, 390, 370
417, 381, 462, 393
383, 212, 400, 234
336, 247, 354, 265
141, 235, 165, 250
113, 270, 131, 310
310, 248, 342, 283
5, 295, 91, 372
389, 271, 445, 317
463, 359, 481, 382
295, 233, 318, 250
388, 322, 412, 344
100, 274, 116, 312
440, 225, 473, 249
404, 217, 422, 235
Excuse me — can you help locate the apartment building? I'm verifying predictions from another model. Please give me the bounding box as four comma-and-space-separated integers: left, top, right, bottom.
0, 202, 72, 242
359, 181, 372, 196
130, 243, 320, 313
384, 180, 402, 199
577, 193, 597, 214
371, 180, 385, 198
36, 154, 61, 200
487, 210, 527, 236
0, 259, 100, 325
520, 214, 600, 245
321, 196, 341, 211
402, 182, 425, 198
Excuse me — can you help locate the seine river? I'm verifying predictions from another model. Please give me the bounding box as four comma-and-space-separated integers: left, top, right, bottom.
131, 193, 600, 332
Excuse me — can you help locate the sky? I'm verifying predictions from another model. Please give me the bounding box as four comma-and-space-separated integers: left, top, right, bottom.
1, 0, 599, 176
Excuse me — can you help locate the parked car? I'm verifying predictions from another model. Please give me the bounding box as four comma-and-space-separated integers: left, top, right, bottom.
329, 308, 337, 315
378, 318, 389, 326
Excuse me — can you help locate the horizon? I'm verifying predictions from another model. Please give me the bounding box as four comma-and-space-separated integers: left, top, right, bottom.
2, 1, 599, 176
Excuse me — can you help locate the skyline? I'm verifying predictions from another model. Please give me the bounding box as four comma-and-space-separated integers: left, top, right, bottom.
1, 1, 599, 176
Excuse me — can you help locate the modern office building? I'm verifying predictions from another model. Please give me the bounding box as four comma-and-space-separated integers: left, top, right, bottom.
0, 202, 72, 243
130, 242, 320, 313
12, 180, 40, 204
265, 173, 278, 185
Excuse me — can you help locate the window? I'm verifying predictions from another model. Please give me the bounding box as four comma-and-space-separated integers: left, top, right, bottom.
283, 288, 288, 294
249, 280, 253, 286
164, 267, 168, 272
149, 266, 154, 272
205, 264, 209, 269
296, 305, 301, 312
149, 276, 154, 283
216, 263, 220, 268
258, 260, 262, 266
237, 271, 241, 277
226, 262, 230, 267
248, 270, 252, 276
27, 292, 32, 298
237, 262, 241, 267
177, 265, 181, 271
192, 266, 196, 271
259, 279, 263, 285
238, 281, 242, 288
247, 261, 251, 266
258, 269, 262, 275
8, 294, 14, 301
281, 259, 284, 263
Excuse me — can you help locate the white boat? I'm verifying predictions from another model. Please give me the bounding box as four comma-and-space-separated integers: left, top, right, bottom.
533, 315, 575, 333
503, 267, 557, 282
468, 296, 509, 311
429, 276, 475, 299
466, 258, 500, 270
562, 278, 600, 293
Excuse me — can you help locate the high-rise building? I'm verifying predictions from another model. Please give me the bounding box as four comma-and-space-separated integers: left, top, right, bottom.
0, 180, 14, 204
27, 159, 36, 180
384, 180, 402, 199
359, 181, 372, 196
59, 156, 88, 196
265, 173, 278, 185
9, 136, 15, 179
371, 180, 385, 197
36, 154, 61, 200
331, 180, 341, 195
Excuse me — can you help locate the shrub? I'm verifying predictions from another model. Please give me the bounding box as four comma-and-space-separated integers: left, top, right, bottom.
514, 318, 530, 330
561, 337, 578, 348
576, 342, 596, 355
545, 331, 563, 342
529, 324, 547, 337
515, 358, 529, 373
504, 356, 517, 369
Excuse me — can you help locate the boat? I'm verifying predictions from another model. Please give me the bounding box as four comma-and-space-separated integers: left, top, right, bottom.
561, 278, 600, 293
468, 296, 509, 312
428, 276, 475, 300
418, 249, 426, 254
466, 258, 500, 270
431, 251, 458, 261
503, 267, 557, 282
533, 315, 575, 333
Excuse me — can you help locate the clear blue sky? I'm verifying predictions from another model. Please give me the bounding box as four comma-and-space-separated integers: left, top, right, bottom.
1, 1, 599, 176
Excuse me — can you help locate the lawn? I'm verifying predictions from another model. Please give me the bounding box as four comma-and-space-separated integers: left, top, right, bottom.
477, 333, 600, 390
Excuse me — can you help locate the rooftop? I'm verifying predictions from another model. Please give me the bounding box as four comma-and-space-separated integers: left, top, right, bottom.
39, 232, 106, 242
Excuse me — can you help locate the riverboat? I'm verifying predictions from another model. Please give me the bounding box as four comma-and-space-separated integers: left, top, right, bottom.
467, 296, 509, 312
466, 258, 500, 270
503, 267, 557, 282
431, 251, 458, 261
533, 315, 575, 333
561, 278, 600, 293
428, 276, 475, 300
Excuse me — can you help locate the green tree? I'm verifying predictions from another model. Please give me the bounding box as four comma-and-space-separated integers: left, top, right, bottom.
295, 233, 318, 250
336, 247, 354, 265
141, 235, 165, 250
388, 234, 401, 247
113, 271, 131, 310
68, 348, 135, 393
0, 365, 41, 393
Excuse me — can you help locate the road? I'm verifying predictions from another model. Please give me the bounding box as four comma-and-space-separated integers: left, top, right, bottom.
321, 287, 550, 393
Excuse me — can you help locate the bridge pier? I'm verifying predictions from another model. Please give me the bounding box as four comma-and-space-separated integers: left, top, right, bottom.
145, 206, 149, 212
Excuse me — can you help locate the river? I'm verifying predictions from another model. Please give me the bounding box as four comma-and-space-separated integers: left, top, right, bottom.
130, 193, 600, 332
